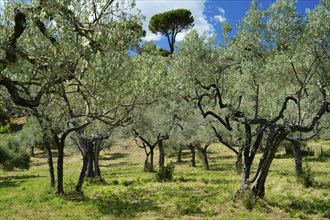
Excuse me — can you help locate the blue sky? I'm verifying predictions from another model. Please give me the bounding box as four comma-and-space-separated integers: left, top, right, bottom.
135, 0, 320, 51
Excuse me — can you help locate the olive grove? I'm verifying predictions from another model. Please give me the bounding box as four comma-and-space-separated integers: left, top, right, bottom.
0, 0, 329, 205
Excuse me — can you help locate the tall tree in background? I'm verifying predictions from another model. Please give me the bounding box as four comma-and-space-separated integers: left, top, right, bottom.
149, 9, 194, 54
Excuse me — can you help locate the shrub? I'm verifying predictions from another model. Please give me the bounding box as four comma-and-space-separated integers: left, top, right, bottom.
0, 135, 30, 170
0, 124, 11, 134
156, 163, 175, 182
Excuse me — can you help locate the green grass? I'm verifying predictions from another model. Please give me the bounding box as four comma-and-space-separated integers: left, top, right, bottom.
0, 142, 329, 219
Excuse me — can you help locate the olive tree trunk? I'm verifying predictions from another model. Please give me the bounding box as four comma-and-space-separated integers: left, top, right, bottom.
177, 145, 183, 163
158, 139, 165, 170
44, 140, 55, 188
189, 145, 196, 167
293, 142, 303, 176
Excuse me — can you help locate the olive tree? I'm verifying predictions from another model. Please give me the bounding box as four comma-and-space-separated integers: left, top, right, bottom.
173, 0, 329, 199
0, 0, 145, 194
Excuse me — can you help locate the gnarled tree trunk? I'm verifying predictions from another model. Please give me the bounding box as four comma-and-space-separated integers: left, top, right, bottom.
75, 153, 88, 193
250, 129, 286, 197
198, 144, 210, 170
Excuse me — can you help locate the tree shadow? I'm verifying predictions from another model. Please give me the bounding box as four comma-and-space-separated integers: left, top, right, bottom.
0, 180, 19, 188
175, 176, 237, 185
0, 174, 43, 181
100, 161, 138, 168
100, 153, 130, 161
268, 194, 330, 218
94, 192, 159, 218
30, 161, 48, 167
274, 154, 294, 159
210, 163, 236, 172
303, 156, 329, 162
62, 191, 91, 202
32, 151, 69, 158
32, 152, 48, 158
0, 175, 43, 188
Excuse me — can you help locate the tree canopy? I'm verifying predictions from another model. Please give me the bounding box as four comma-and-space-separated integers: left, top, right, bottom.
149, 8, 194, 53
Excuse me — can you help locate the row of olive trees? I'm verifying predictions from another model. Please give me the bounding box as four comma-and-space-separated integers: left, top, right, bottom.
168, 0, 330, 198
0, 0, 156, 194
1, 0, 329, 202
130, 0, 329, 199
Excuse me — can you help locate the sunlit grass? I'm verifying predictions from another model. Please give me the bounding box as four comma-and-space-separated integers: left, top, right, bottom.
0, 141, 329, 219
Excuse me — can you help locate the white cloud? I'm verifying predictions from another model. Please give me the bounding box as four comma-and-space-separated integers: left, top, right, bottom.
214, 7, 226, 23
135, 0, 214, 42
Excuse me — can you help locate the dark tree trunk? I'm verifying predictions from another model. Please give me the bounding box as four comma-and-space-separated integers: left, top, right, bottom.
285, 145, 294, 155
75, 154, 88, 193
177, 146, 182, 163
242, 124, 252, 184
240, 124, 264, 186
158, 139, 165, 170
54, 134, 64, 195
144, 153, 150, 172
189, 145, 196, 167
250, 130, 286, 197
86, 146, 95, 178
203, 152, 209, 170
293, 142, 303, 176
235, 125, 281, 200
236, 148, 243, 171
44, 140, 55, 188
93, 139, 102, 178
30, 146, 35, 156
242, 158, 252, 185
198, 144, 210, 171
150, 148, 154, 172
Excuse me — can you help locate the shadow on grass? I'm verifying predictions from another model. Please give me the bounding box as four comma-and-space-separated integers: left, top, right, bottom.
209, 154, 236, 160
100, 161, 138, 168
94, 193, 159, 218
210, 163, 236, 172
0, 174, 43, 181
175, 176, 237, 185
269, 169, 295, 177
31, 161, 48, 167
62, 191, 91, 202
274, 154, 294, 159
0, 175, 44, 188
100, 153, 130, 161
0, 180, 19, 188
303, 156, 330, 162
269, 194, 330, 218
32, 151, 69, 158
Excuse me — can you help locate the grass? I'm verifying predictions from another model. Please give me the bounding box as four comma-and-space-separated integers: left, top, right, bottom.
0, 142, 329, 219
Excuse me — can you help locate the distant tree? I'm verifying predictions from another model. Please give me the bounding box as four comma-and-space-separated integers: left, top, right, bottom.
131, 103, 175, 172
149, 9, 194, 54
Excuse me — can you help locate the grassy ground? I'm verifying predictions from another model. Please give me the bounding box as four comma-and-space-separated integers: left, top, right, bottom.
0, 141, 329, 219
